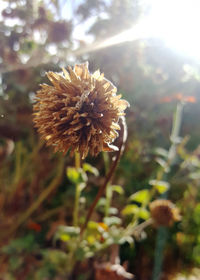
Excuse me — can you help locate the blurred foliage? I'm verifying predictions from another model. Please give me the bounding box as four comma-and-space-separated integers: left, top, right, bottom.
1, 0, 200, 279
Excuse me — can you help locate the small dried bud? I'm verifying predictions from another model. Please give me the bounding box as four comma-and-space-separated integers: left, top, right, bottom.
150, 199, 181, 227
33, 62, 129, 159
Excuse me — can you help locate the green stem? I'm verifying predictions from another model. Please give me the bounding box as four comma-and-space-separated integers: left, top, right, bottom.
75, 151, 81, 169
126, 218, 153, 237
103, 152, 111, 217
73, 183, 81, 227
103, 152, 110, 173
105, 186, 112, 217
152, 227, 169, 280
152, 101, 184, 280
73, 152, 81, 227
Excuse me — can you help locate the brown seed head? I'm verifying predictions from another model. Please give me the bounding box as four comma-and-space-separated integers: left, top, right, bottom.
149, 199, 181, 227
33, 62, 129, 159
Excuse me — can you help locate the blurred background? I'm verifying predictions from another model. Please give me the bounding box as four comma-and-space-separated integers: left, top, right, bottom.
1, 0, 200, 279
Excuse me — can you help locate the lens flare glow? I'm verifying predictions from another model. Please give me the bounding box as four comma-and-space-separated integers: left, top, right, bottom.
76, 0, 200, 59
146, 0, 200, 58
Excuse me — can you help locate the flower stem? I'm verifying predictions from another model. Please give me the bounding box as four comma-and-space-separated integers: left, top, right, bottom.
105, 186, 112, 217
73, 152, 81, 227
103, 152, 111, 217
75, 151, 81, 169
81, 117, 127, 236
73, 184, 81, 227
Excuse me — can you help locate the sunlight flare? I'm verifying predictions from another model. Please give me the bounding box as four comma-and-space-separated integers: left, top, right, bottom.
76, 0, 200, 59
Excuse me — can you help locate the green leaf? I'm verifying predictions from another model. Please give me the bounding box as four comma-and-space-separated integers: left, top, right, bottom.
122, 204, 139, 216
87, 235, 97, 245
1, 234, 36, 254
103, 216, 122, 226
189, 172, 200, 180
75, 246, 94, 261
108, 207, 118, 215
97, 197, 106, 207
129, 190, 151, 204
79, 182, 86, 192
119, 236, 134, 245
56, 226, 80, 238
87, 221, 99, 230
154, 147, 168, 158
66, 167, 87, 184
87, 221, 105, 235
45, 249, 69, 266
149, 180, 170, 194
60, 234, 70, 242
139, 208, 150, 220
110, 185, 124, 194
156, 158, 169, 172
66, 167, 80, 183
83, 163, 99, 176
193, 246, 200, 264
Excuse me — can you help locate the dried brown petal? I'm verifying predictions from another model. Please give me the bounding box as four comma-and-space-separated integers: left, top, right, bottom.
33, 62, 129, 159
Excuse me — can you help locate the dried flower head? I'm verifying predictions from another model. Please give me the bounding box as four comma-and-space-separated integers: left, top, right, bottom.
149, 199, 181, 227
33, 62, 129, 159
